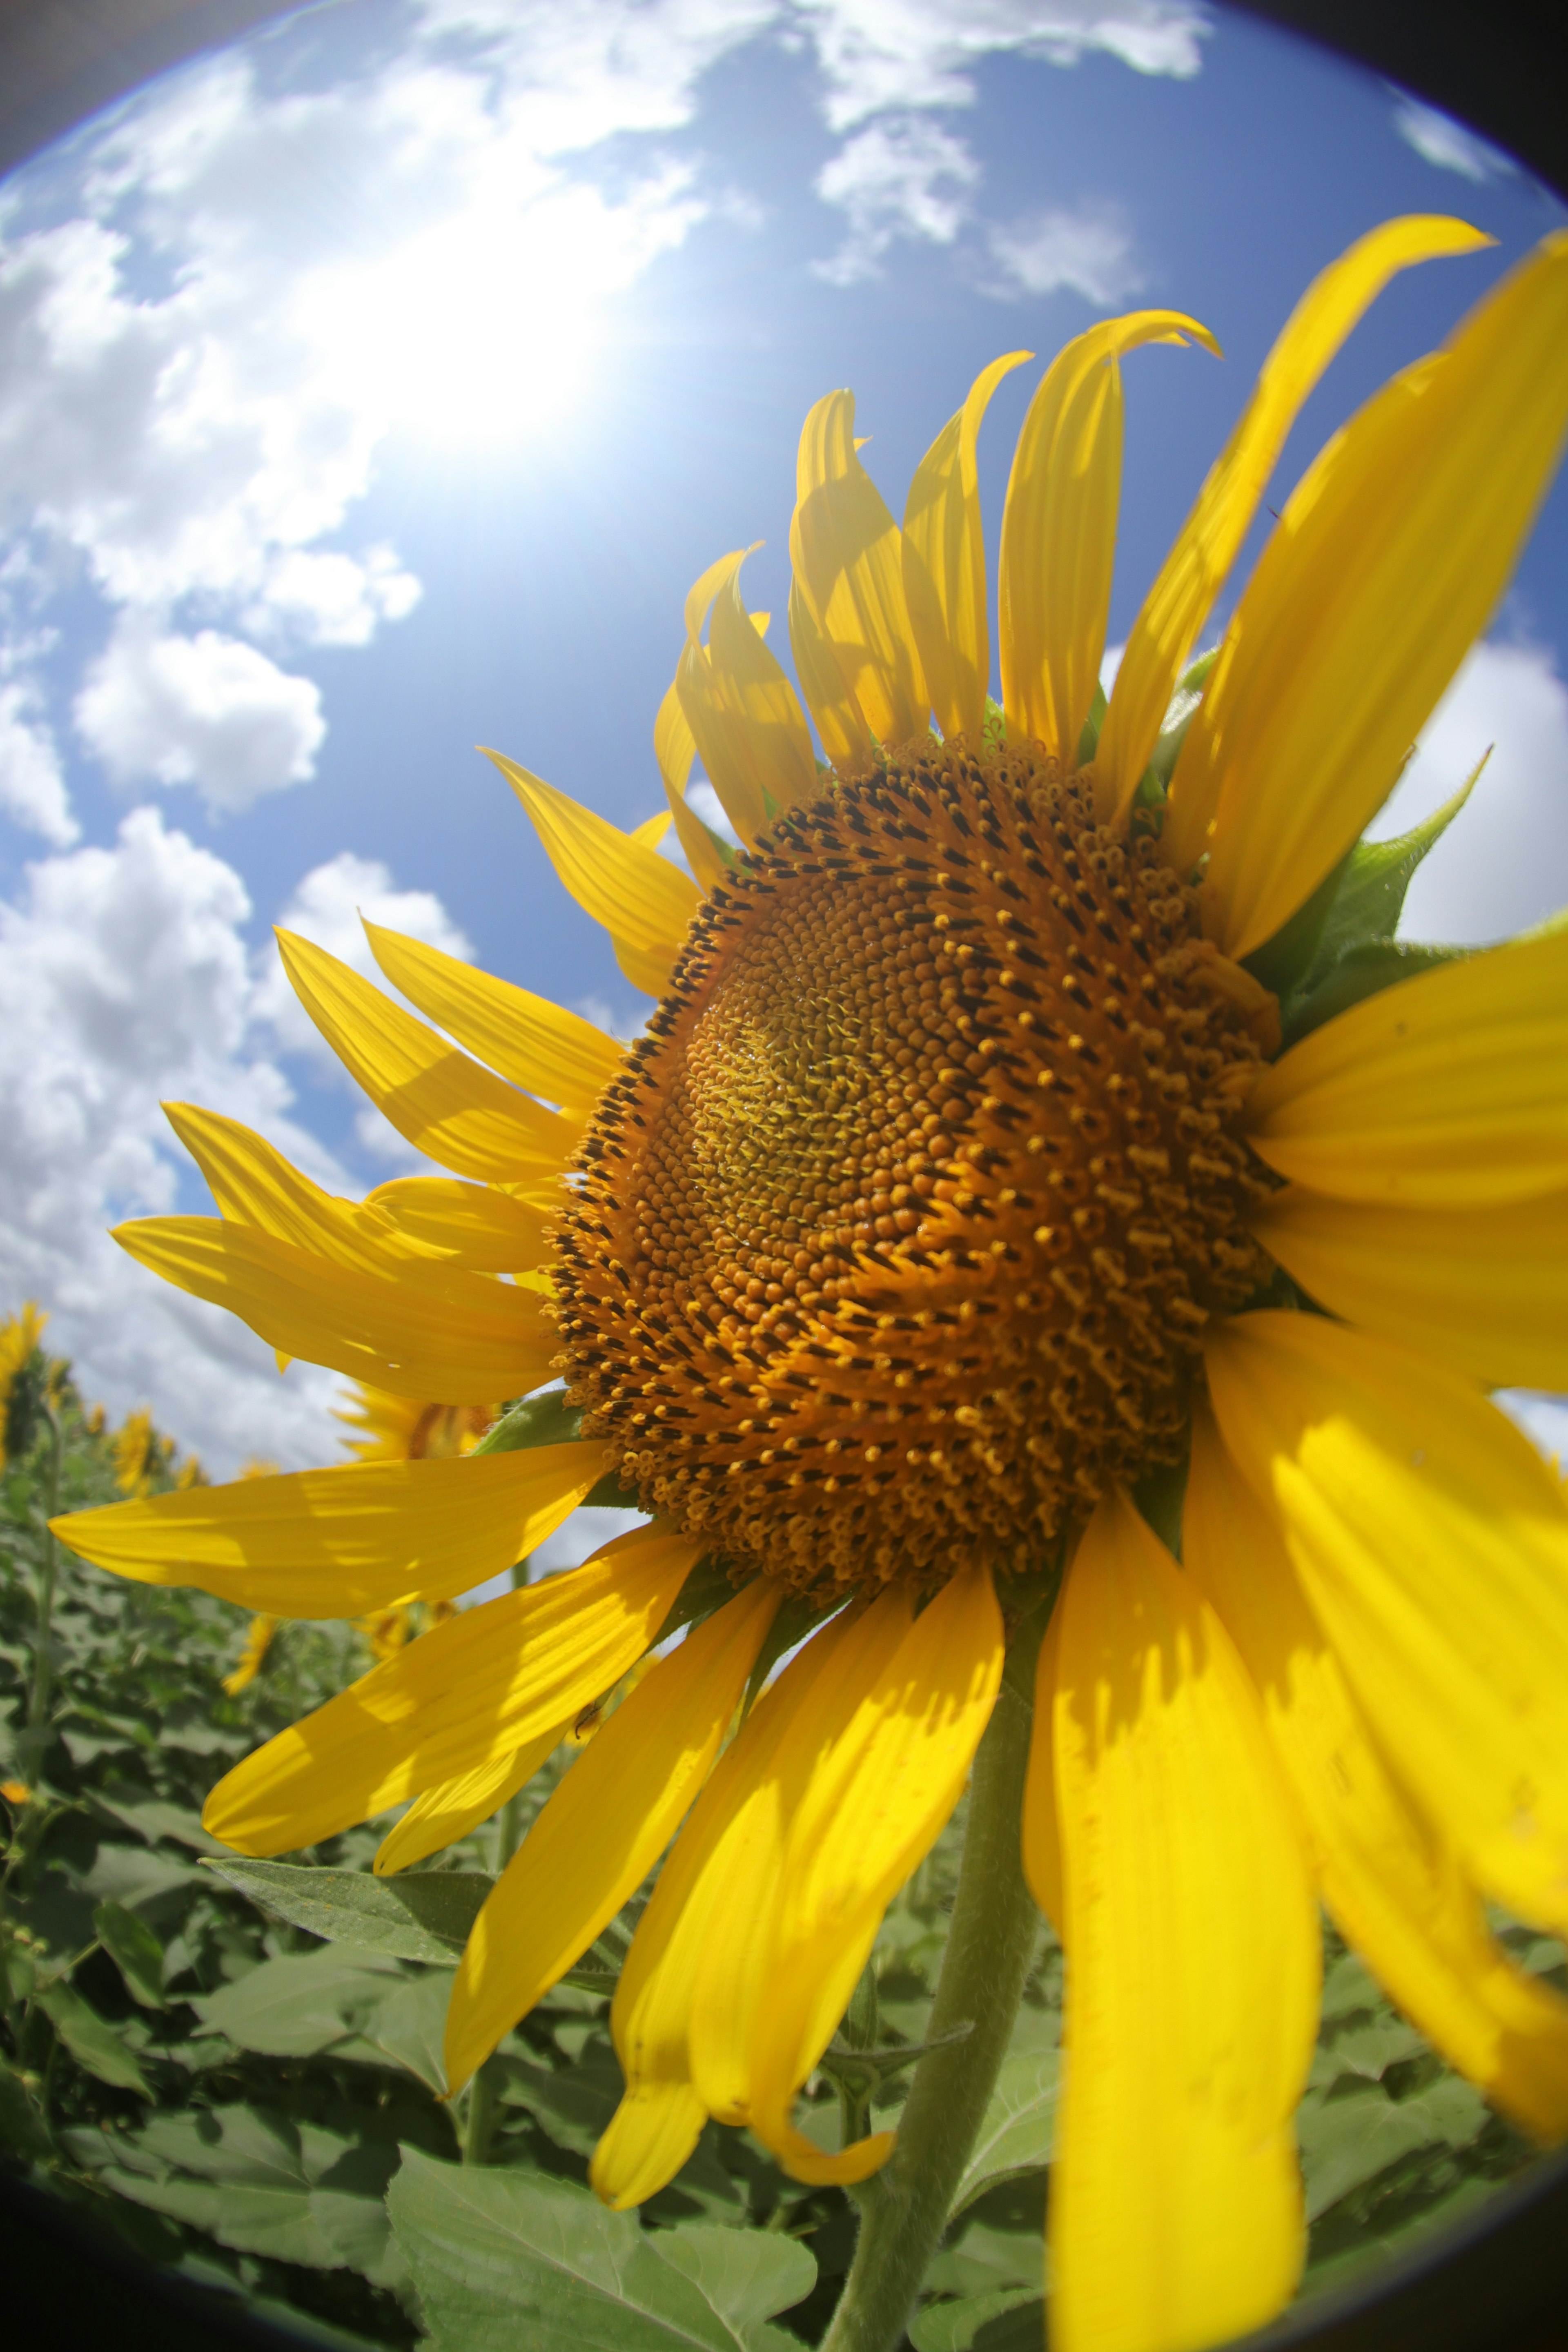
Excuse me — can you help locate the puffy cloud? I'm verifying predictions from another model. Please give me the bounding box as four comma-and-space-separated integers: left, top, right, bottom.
1392, 95, 1515, 183
246, 546, 422, 650
984, 202, 1143, 303
1368, 636, 1568, 944
813, 114, 979, 283
798, 0, 1207, 131
0, 808, 350, 1470
73, 621, 325, 812
0, 679, 76, 844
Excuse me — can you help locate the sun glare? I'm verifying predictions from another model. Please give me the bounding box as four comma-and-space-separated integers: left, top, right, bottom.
309, 180, 681, 447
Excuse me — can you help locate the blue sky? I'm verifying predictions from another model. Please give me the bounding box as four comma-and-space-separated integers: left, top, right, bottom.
0, 0, 1564, 1474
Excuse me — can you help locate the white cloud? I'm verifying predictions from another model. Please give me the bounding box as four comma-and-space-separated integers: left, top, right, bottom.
1367, 636, 1568, 944
247, 546, 422, 650
797, 0, 1207, 130
74, 620, 325, 811
1392, 95, 1515, 183
0, 679, 76, 843
813, 113, 979, 282
0, 808, 353, 1472
984, 202, 1143, 303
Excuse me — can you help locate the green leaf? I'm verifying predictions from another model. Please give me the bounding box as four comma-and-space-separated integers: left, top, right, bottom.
497, 2046, 625, 2156
202, 1857, 492, 1964
90, 1786, 229, 1854
87, 2105, 402, 2281
0, 2063, 49, 2159
1304, 758, 1484, 980
336, 1969, 452, 2095
910, 2290, 1042, 2352
1298, 2075, 1488, 2222
190, 1948, 405, 2058
94, 1898, 167, 2007
1279, 940, 1470, 1045
36, 1978, 152, 2094
387, 2151, 815, 2352
947, 2047, 1060, 2221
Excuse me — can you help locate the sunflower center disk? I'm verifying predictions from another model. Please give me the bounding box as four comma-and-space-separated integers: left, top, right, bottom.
556, 742, 1276, 1596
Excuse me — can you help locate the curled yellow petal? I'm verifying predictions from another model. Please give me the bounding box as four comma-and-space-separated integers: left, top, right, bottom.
1180, 228, 1568, 958
276, 930, 575, 1183
998, 311, 1218, 769
364, 922, 622, 1120
1205, 1312, 1568, 1937
200, 1523, 699, 1856
1049, 1486, 1317, 2352
1243, 926, 1568, 1205
902, 350, 1031, 742
791, 390, 927, 750
1186, 1395, 1568, 2143
445, 1577, 780, 2092
163, 1102, 423, 1272
487, 749, 699, 984
51, 1445, 597, 1617
1252, 1184, 1568, 1391
113, 1215, 554, 1404
1100, 215, 1492, 828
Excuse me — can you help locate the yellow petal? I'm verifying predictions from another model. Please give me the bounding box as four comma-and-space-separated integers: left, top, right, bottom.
364, 922, 621, 1120
1180, 228, 1568, 958
710, 571, 817, 815
363, 1176, 552, 1272
51, 1446, 597, 1617
676, 634, 769, 847
613, 932, 683, 999
791, 390, 927, 749
1252, 1184, 1568, 1390
591, 1606, 864, 2214
276, 930, 575, 1183
113, 1215, 553, 1404
1205, 1312, 1568, 1935
1099, 216, 1492, 827
902, 351, 1032, 742
488, 750, 699, 983
998, 311, 1219, 768
200, 1524, 699, 1855
748, 1568, 1004, 2187
788, 575, 871, 772
1186, 1395, 1568, 2143
688, 1597, 911, 2132
1243, 927, 1568, 1204
1049, 1487, 1317, 2352
590, 2085, 708, 2214
654, 677, 697, 799
444, 1578, 780, 2092
373, 1716, 570, 1877
163, 1102, 423, 1272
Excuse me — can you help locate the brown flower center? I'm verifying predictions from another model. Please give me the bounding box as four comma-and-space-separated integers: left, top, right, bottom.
555, 739, 1276, 1597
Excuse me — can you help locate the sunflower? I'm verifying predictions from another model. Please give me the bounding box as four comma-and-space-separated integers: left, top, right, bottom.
55, 214, 1568, 2352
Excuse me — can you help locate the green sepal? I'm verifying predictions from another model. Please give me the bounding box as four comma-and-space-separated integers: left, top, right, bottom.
651, 1551, 739, 1648
1300, 756, 1485, 987
472, 1388, 581, 1456
1143, 644, 1219, 799
1131, 1453, 1188, 1563
815, 2020, 974, 2102
1075, 683, 1107, 766
1281, 941, 1472, 1046
983, 697, 1008, 750
1242, 851, 1350, 999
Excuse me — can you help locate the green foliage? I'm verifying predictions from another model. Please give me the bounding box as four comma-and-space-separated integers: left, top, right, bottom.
1, 1332, 1561, 2349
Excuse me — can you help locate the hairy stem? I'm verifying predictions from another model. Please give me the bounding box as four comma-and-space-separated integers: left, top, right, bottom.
822, 1622, 1045, 2352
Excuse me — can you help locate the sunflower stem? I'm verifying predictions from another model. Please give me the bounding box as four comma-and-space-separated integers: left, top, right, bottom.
821, 1613, 1046, 2352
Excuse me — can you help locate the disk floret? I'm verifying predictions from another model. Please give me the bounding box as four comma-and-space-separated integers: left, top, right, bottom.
555, 739, 1277, 1595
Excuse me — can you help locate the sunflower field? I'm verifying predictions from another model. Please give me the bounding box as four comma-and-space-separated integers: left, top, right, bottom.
0, 1307, 1558, 2351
